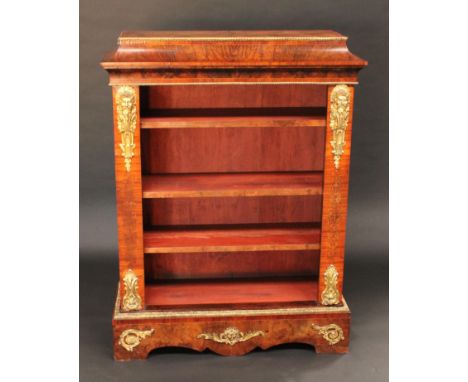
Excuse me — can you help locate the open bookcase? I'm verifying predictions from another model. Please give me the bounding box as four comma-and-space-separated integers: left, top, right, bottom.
102, 30, 367, 360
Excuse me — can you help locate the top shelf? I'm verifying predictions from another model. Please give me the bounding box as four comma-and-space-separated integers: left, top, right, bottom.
140, 108, 326, 129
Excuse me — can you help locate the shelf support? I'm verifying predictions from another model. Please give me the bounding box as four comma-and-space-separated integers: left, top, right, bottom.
318, 84, 354, 305
112, 85, 145, 310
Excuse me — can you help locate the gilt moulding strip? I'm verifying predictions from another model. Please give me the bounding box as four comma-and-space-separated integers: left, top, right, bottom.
109, 81, 359, 86
114, 284, 349, 319
119, 36, 348, 44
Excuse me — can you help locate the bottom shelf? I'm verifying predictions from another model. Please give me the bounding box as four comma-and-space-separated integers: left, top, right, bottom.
145, 277, 318, 308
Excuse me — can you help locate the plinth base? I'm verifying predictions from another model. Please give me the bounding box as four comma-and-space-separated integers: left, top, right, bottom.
112, 286, 351, 360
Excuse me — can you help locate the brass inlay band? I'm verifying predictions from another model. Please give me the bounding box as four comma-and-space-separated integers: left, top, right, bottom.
110, 81, 359, 86
321, 264, 340, 305
198, 327, 264, 346
113, 284, 349, 319
312, 323, 345, 345
115, 86, 137, 172
329, 84, 350, 169
122, 269, 142, 311
119, 329, 154, 352
119, 36, 347, 44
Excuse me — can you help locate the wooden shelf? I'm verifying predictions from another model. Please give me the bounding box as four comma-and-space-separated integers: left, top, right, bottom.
143, 225, 320, 253
142, 172, 323, 198
140, 108, 326, 129
145, 277, 318, 307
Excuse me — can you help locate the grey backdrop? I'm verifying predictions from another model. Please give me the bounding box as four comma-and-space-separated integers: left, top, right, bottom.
80, 1, 388, 381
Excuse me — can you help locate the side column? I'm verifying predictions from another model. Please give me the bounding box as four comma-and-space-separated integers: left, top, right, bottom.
112, 85, 145, 311
318, 84, 354, 305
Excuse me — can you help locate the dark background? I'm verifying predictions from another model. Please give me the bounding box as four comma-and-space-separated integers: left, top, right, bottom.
80, 0, 388, 381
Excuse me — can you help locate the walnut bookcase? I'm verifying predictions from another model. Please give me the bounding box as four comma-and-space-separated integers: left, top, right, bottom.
101, 30, 367, 360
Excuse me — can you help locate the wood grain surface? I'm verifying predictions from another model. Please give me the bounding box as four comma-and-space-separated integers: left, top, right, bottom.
143, 196, 323, 226
143, 225, 321, 253
142, 172, 323, 198
144, 250, 320, 280
145, 278, 318, 307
